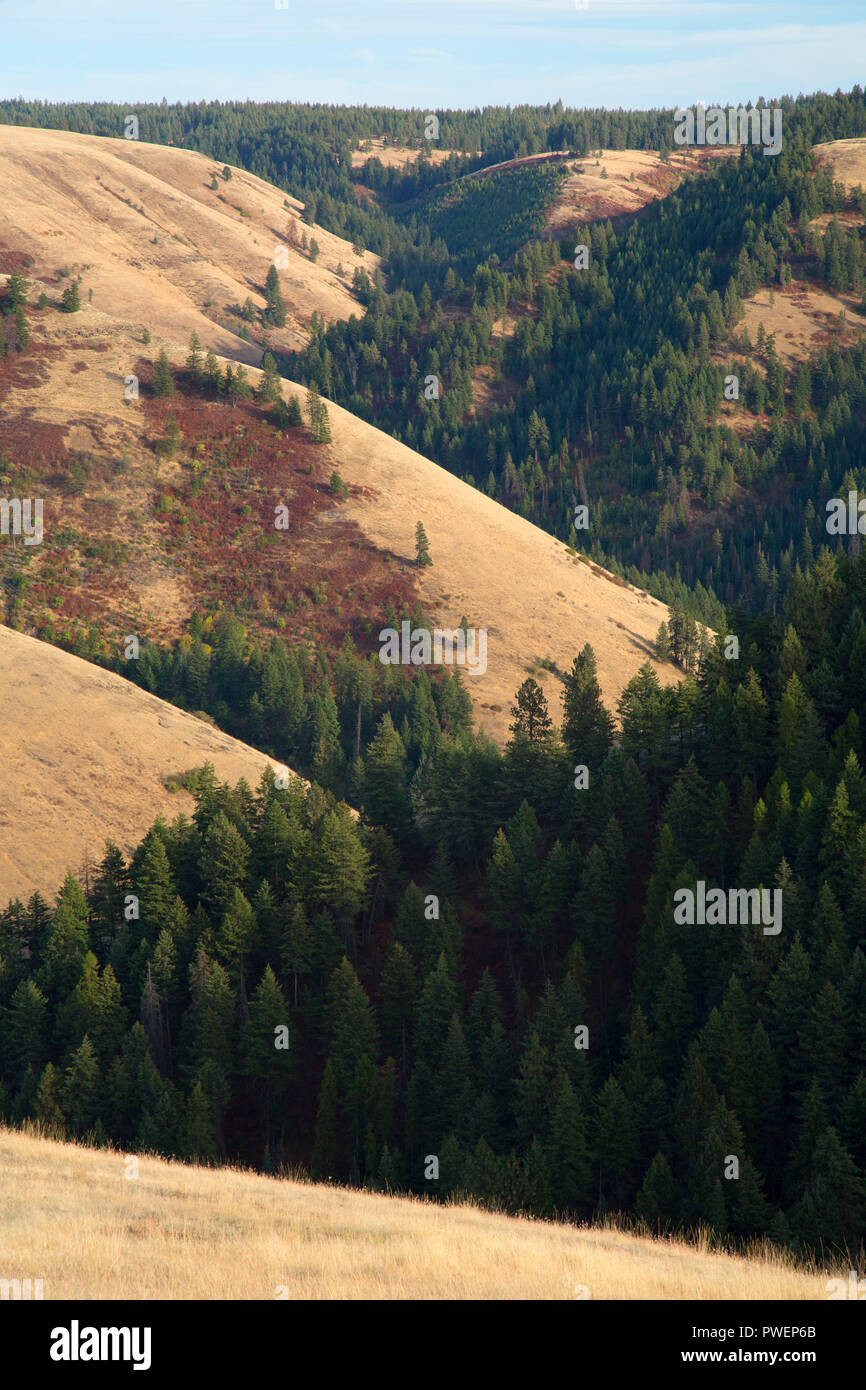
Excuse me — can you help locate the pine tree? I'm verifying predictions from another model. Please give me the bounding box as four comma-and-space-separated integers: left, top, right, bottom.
203, 349, 221, 391
514, 1031, 552, 1147
152, 349, 174, 397
652, 952, 693, 1072
280, 901, 313, 1007
34, 1062, 66, 1135
378, 941, 417, 1074
214, 888, 256, 984
185, 1080, 217, 1162
311, 1059, 341, 1177
243, 966, 294, 1148
306, 382, 331, 442
595, 1075, 638, 1209
199, 813, 250, 921
561, 644, 614, 764
7, 980, 49, 1086
4, 269, 27, 310
257, 351, 281, 404
186, 332, 203, 382
13, 306, 30, 349
63, 1036, 101, 1136
548, 1069, 591, 1210
439, 1014, 473, 1141
509, 677, 553, 745
794, 1127, 864, 1254
264, 265, 287, 327
327, 958, 379, 1091
134, 831, 177, 934
411, 955, 459, 1140
414, 521, 433, 568
362, 713, 413, 843
313, 807, 371, 928
231, 364, 252, 403
465, 1136, 504, 1207
61, 280, 81, 313
43, 874, 90, 999
636, 1153, 680, 1230
89, 842, 129, 956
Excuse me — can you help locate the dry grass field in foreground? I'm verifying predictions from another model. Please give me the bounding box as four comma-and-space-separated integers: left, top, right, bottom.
0, 1128, 829, 1300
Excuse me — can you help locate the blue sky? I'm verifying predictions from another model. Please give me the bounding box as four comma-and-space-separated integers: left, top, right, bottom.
1, 0, 863, 110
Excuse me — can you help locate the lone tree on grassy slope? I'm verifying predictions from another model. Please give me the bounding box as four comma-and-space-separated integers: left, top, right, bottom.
61, 280, 81, 314
257, 351, 281, 405
3, 269, 27, 312
152, 349, 174, 398
264, 265, 287, 327
306, 382, 331, 443
415, 521, 432, 568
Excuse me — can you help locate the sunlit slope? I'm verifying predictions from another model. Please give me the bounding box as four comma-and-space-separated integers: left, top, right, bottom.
289, 380, 678, 743
0, 1127, 828, 1300
0, 625, 300, 904
0, 123, 377, 359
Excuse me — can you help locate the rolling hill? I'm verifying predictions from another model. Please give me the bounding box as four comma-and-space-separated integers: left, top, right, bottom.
0, 123, 377, 361
0, 624, 301, 905
0, 122, 680, 747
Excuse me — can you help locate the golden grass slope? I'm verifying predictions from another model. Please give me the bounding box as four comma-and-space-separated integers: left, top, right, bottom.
351, 139, 476, 171
812, 137, 866, 193
0, 1127, 829, 1300
0, 624, 301, 905
735, 280, 866, 366
0, 123, 378, 359
301, 382, 678, 743
0, 318, 680, 750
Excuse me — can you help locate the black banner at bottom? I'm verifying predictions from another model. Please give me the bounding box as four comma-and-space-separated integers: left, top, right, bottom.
4, 1298, 860, 1376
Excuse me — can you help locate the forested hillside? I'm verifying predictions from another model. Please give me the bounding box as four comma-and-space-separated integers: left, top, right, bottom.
3, 544, 866, 1262
292, 132, 866, 623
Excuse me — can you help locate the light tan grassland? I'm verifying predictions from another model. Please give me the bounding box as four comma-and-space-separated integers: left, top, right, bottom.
735, 282, 866, 365
0, 1127, 830, 1300
545, 146, 730, 232
0, 123, 378, 358
0, 625, 297, 904
350, 139, 475, 171
812, 137, 866, 192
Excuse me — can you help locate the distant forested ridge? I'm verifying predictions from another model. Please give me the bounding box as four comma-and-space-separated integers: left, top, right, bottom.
291, 128, 866, 622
